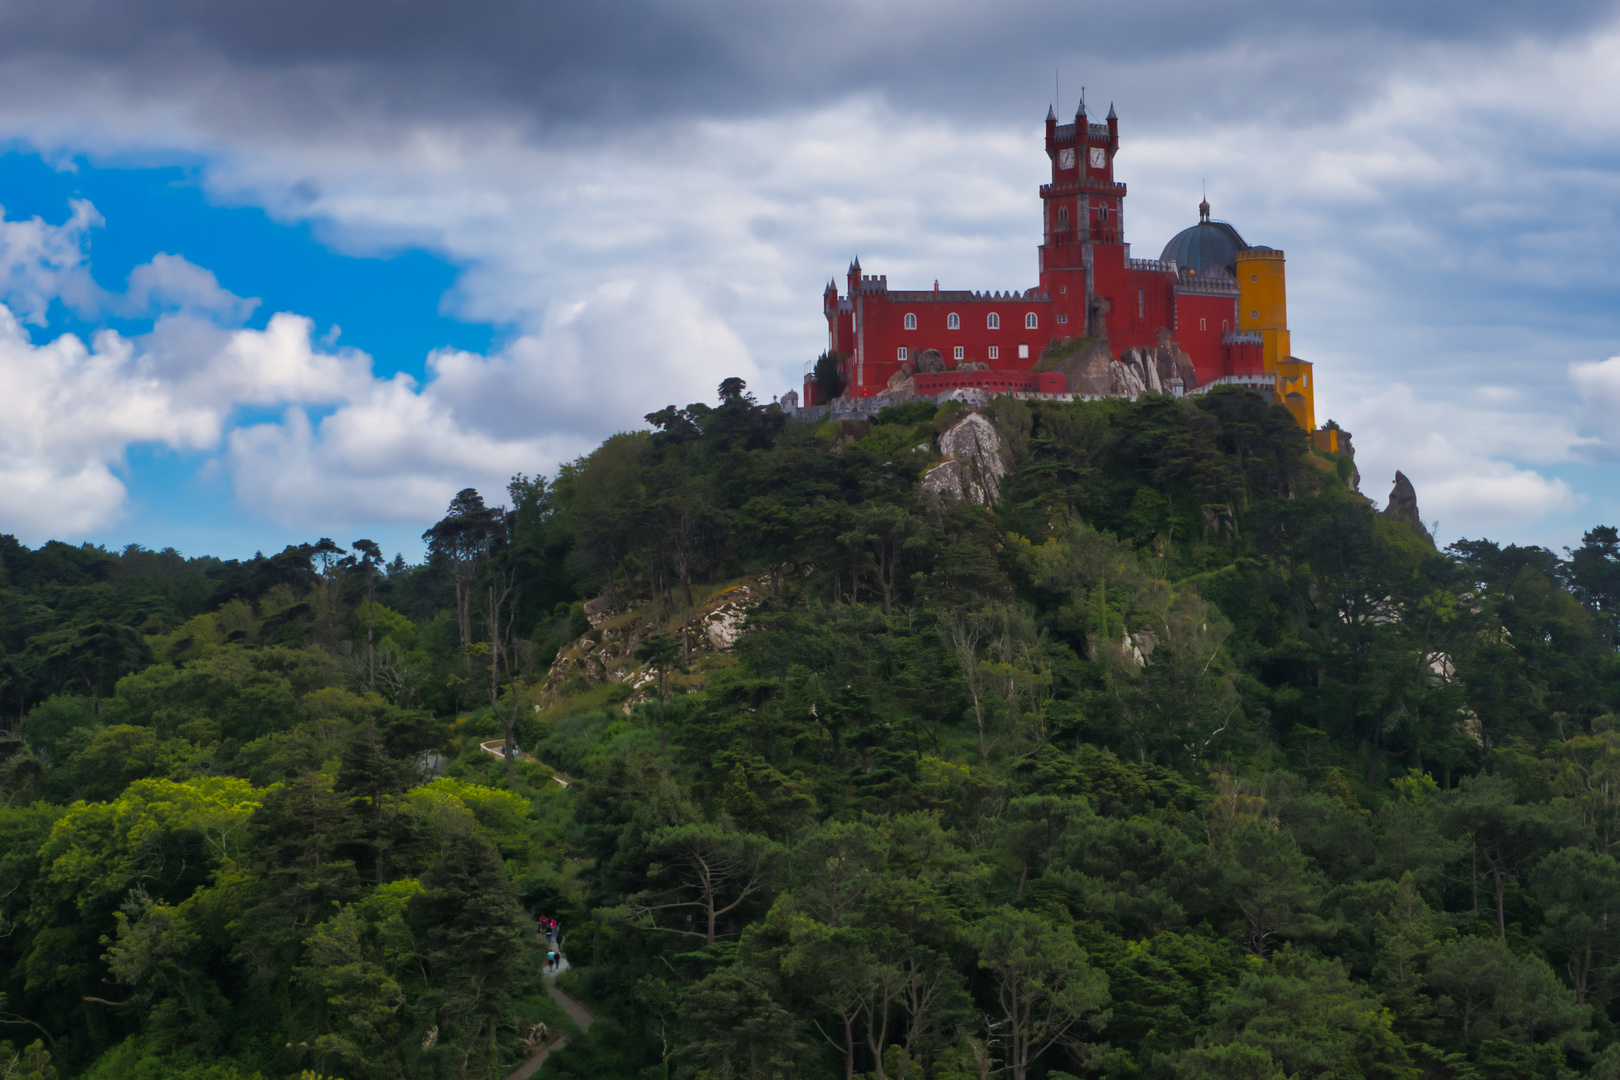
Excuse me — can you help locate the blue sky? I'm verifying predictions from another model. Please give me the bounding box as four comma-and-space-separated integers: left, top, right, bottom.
0, 152, 495, 561
0, 0, 1618, 560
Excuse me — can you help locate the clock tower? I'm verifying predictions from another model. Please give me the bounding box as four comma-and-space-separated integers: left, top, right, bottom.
1039, 97, 1122, 335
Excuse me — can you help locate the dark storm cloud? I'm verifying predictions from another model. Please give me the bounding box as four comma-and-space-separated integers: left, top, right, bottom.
0, 0, 1615, 137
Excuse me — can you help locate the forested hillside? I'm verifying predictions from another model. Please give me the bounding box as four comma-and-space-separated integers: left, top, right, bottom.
6, 379, 1620, 1080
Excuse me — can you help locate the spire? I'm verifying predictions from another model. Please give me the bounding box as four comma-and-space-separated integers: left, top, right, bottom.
1046, 104, 1055, 121
1107, 101, 1117, 119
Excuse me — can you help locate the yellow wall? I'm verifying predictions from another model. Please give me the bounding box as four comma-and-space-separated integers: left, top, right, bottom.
1236, 247, 1316, 431
1274, 357, 1316, 431
1235, 248, 1289, 369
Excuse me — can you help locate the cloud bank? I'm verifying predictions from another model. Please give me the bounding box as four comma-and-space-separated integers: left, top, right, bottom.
0, 1, 1617, 549
0, 208, 756, 542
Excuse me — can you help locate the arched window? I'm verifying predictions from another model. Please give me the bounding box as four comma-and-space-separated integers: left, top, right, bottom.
1199, 318, 1207, 331
947, 312, 960, 330
1057, 207, 1069, 230
897, 346, 908, 361
904, 313, 917, 330
1024, 312, 1038, 329
987, 313, 1000, 330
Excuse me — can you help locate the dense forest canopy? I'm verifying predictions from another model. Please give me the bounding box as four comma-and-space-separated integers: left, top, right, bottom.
5, 380, 1620, 1079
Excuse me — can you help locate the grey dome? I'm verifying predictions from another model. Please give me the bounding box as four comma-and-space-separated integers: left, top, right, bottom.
1160, 219, 1248, 277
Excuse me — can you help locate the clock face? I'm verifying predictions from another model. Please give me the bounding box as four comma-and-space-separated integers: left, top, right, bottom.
1090, 147, 1107, 168
1057, 148, 1075, 170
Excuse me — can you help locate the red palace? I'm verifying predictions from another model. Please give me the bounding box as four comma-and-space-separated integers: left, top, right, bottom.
803, 98, 1321, 433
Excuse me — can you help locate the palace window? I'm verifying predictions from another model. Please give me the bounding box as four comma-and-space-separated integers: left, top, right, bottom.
1057, 207, 1069, 230
947, 312, 959, 329
987, 313, 1000, 329
904, 313, 917, 330
1200, 318, 1207, 331
1222, 320, 1229, 330
988, 346, 999, 360
1019, 344, 1030, 359
897, 346, 908, 361
1138, 290, 1144, 318
1025, 312, 1038, 329
954, 346, 964, 360
1056, 314, 1068, 324
1099, 204, 1110, 221
1250, 310, 1259, 320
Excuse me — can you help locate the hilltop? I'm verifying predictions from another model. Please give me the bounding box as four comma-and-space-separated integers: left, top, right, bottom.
4, 380, 1620, 1079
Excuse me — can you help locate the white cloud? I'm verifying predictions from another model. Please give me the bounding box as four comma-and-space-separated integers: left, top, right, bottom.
0, 308, 216, 538
122, 252, 259, 322
0, 198, 102, 323
224, 274, 758, 526
1571, 356, 1620, 453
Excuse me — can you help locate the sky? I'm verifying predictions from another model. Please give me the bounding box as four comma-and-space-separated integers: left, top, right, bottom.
1, 1, 1619, 561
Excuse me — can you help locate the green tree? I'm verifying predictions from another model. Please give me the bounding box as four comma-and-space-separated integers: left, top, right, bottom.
812, 350, 846, 404
1441, 773, 1581, 937
1220, 820, 1330, 958
680, 964, 797, 1080
975, 907, 1110, 1080
1533, 846, 1620, 1005
1171, 949, 1416, 1080
1425, 935, 1589, 1051
629, 822, 783, 947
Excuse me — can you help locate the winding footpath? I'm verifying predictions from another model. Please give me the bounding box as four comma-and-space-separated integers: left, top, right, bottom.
506, 934, 595, 1080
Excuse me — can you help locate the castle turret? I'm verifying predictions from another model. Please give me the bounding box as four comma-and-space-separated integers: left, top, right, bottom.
1106, 102, 1118, 150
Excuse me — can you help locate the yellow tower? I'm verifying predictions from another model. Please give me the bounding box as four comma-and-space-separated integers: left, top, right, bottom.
1235, 246, 1314, 430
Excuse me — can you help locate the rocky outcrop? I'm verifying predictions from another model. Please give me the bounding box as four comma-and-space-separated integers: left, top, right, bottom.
921, 407, 1006, 505
1042, 339, 1115, 396
1042, 329, 1197, 399
1114, 335, 1198, 399
885, 361, 916, 392
1382, 471, 1431, 539
539, 583, 761, 706
954, 360, 990, 372
915, 348, 947, 374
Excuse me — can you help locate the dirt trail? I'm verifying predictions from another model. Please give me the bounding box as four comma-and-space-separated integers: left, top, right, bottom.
505, 940, 595, 1079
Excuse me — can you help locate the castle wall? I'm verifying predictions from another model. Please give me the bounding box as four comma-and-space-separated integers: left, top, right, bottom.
836, 287, 1058, 397
1173, 291, 1238, 376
